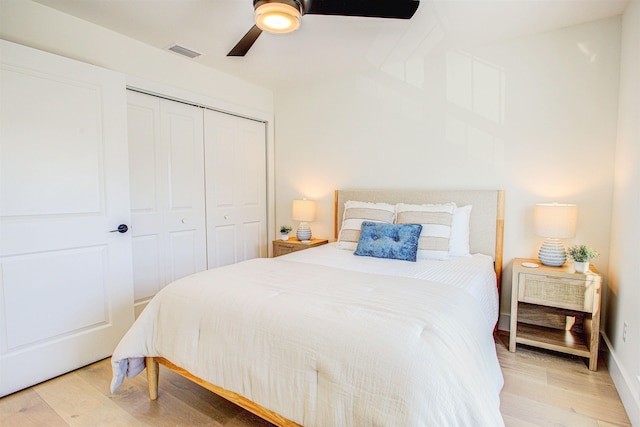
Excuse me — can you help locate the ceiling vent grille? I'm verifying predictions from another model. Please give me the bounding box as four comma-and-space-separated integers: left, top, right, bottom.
167, 44, 201, 59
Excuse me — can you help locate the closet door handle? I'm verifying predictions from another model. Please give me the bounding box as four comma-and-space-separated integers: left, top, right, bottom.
109, 224, 129, 234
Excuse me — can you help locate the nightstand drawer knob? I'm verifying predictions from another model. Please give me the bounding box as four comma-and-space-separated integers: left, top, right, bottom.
224, 215, 229, 220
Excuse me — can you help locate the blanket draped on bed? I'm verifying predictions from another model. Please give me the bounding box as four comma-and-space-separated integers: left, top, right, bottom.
111, 258, 504, 426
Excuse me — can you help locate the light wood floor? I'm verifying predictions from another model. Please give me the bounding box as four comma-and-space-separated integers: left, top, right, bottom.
0, 334, 631, 426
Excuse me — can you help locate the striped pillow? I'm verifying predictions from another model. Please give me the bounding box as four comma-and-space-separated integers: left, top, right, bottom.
395, 203, 455, 260
337, 201, 396, 250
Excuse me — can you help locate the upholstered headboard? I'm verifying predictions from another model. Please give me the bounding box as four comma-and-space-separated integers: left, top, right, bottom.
334, 189, 506, 289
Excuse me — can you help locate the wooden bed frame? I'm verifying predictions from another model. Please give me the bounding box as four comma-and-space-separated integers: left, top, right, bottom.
146, 356, 302, 427
145, 189, 506, 427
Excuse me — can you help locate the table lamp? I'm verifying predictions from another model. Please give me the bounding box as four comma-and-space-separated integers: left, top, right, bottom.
292, 199, 316, 242
534, 203, 577, 267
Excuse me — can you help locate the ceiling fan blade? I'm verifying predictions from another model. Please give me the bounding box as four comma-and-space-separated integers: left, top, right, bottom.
227, 25, 263, 57
301, 0, 419, 19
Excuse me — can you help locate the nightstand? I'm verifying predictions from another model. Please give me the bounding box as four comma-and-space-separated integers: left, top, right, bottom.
509, 258, 602, 370
272, 237, 329, 257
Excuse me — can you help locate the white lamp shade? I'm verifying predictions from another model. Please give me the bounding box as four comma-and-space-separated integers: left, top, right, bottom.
292, 199, 316, 222
534, 203, 577, 238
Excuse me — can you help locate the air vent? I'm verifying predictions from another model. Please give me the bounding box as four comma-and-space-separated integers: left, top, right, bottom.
167, 44, 201, 59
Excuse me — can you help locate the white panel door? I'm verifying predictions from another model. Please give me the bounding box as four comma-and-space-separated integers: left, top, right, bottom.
204, 109, 267, 267
127, 91, 206, 315
0, 41, 133, 396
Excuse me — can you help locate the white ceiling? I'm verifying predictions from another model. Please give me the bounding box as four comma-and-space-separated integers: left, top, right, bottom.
34, 0, 629, 91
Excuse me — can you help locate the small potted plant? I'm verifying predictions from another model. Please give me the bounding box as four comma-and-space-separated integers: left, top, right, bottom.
280, 225, 292, 241
566, 244, 599, 273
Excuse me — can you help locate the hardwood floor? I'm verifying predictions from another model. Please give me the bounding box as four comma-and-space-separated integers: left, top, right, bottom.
495, 333, 630, 426
0, 335, 631, 426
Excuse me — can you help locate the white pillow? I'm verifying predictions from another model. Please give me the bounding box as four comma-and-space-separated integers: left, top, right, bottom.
395, 203, 455, 260
337, 201, 396, 250
450, 205, 472, 257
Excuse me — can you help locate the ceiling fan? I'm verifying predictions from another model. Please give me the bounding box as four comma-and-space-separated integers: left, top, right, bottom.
228, 0, 420, 56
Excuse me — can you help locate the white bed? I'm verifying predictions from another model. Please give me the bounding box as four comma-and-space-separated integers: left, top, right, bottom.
111, 189, 506, 426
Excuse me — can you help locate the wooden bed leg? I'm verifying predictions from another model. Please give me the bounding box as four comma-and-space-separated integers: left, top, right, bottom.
146, 356, 159, 400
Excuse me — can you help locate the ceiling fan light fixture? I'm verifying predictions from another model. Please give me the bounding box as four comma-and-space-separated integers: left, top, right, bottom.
255, 2, 301, 34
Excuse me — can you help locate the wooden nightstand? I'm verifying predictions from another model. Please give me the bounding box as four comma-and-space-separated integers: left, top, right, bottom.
272, 237, 329, 257
509, 258, 602, 370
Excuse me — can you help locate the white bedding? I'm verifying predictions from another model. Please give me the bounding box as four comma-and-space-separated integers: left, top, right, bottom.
281, 243, 500, 330
111, 253, 504, 426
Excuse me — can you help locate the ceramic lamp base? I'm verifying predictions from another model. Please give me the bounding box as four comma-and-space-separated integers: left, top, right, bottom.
538, 238, 566, 267
296, 222, 312, 241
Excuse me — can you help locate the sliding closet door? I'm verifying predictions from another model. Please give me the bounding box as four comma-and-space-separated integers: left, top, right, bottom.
204, 109, 267, 267
127, 91, 206, 316
0, 41, 133, 396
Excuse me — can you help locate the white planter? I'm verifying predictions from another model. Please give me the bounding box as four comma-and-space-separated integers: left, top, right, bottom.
280, 233, 289, 241
574, 261, 590, 273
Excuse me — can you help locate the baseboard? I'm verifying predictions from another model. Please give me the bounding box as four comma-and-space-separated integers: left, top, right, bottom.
498, 312, 510, 332
133, 299, 151, 319
601, 334, 640, 426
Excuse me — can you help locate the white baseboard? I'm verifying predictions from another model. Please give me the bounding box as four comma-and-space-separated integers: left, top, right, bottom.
133, 299, 151, 319
601, 334, 640, 426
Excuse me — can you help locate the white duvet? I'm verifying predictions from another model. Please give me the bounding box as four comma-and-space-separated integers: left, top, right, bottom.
282, 243, 500, 330
111, 254, 504, 426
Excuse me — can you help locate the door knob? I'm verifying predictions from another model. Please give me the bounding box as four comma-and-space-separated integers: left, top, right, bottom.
109, 224, 129, 233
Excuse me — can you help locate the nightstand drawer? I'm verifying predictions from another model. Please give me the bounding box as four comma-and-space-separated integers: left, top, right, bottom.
272, 238, 328, 257
276, 242, 299, 251
518, 273, 594, 312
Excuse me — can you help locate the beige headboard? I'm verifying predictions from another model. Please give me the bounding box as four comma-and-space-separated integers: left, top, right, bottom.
334, 189, 506, 290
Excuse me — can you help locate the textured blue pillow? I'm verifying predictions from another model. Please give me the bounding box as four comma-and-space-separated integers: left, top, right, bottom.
354, 222, 423, 262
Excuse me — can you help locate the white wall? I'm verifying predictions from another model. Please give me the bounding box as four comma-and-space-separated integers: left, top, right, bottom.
0, 0, 273, 115
275, 17, 621, 329
607, 0, 640, 423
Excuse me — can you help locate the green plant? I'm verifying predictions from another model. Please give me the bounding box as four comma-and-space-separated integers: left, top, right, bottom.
566, 245, 599, 262
280, 225, 292, 234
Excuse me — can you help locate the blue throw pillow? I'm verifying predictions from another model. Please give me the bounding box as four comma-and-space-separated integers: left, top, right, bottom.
354, 222, 423, 262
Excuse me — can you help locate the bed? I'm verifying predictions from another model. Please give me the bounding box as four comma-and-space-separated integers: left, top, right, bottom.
111, 189, 506, 426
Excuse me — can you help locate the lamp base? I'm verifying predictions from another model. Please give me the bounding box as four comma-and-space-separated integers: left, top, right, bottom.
296, 222, 312, 241
538, 238, 567, 267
